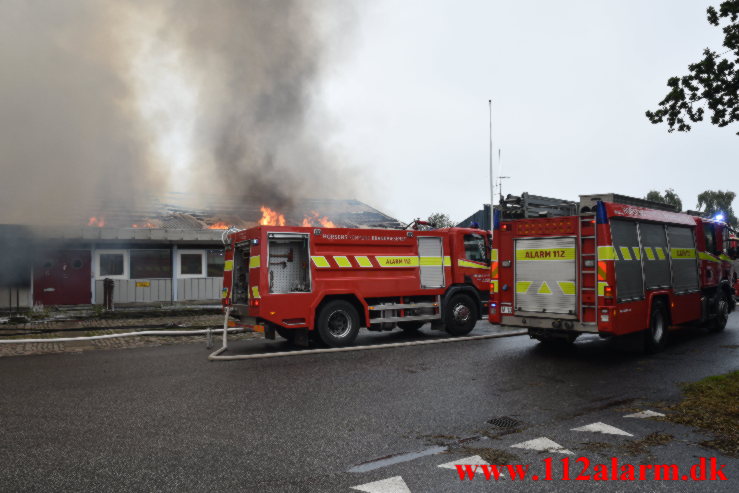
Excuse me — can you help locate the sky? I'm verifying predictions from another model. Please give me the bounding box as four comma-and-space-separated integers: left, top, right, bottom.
319, 0, 738, 224
1, 1, 736, 227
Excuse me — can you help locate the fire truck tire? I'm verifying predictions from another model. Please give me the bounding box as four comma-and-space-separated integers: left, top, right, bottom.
444, 294, 477, 336
644, 300, 667, 353
708, 294, 729, 333
397, 321, 425, 332
316, 300, 360, 347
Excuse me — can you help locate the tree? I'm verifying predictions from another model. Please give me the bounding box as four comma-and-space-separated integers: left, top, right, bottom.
427, 212, 455, 229
645, 188, 683, 211
697, 189, 737, 226
646, 1, 739, 134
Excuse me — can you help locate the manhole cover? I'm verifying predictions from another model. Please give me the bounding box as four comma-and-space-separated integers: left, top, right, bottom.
487, 416, 522, 428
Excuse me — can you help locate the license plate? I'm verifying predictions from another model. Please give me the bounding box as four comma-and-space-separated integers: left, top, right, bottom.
501, 306, 513, 314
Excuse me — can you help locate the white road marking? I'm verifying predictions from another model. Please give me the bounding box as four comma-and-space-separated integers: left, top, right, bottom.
571, 422, 633, 436
351, 476, 411, 493
510, 437, 573, 455
624, 410, 665, 419
437, 456, 506, 479
437, 455, 488, 469
348, 446, 447, 473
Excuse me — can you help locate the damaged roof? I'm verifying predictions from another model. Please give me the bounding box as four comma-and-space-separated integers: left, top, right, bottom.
4, 194, 402, 238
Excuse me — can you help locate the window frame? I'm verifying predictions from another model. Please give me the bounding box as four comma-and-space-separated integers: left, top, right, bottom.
463, 233, 489, 265
176, 249, 207, 279
129, 248, 172, 280
95, 249, 129, 280
206, 249, 225, 278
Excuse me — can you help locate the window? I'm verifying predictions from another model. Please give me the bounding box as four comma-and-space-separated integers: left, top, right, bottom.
95, 250, 128, 279
207, 249, 225, 277
181, 254, 203, 275
464, 234, 488, 264
176, 250, 205, 278
703, 224, 716, 254
100, 254, 123, 276
130, 249, 171, 279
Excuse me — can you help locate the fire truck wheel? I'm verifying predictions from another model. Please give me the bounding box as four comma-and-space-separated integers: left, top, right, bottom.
316, 300, 360, 347
708, 294, 729, 333
444, 294, 477, 336
644, 301, 667, 353
397, 321, 425, 332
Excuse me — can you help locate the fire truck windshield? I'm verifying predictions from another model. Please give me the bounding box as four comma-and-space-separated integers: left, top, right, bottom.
464, 234, 488, 264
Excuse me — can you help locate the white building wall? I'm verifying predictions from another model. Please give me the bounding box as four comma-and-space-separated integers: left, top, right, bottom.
94, 279, 173, 304
0, 287, 32, 309
177, 277, 223, 301
93, 278, 223, 303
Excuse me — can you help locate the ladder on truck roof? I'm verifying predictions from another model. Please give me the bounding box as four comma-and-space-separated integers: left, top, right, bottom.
499, 192, 578, 219
578, 212, 598, 325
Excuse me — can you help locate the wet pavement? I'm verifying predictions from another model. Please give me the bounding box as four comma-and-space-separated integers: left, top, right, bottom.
0, 316, 737, 492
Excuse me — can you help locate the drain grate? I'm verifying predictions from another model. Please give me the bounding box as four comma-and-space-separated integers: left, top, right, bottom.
487, 416, 522, 429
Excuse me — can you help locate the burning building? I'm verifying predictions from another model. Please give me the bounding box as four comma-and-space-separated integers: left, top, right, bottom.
0, 1, 386, 312
0, 195, 400, 310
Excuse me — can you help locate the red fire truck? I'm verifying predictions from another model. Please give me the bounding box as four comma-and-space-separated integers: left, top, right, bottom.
221, 225, 491, 346
488, 194, 735, 352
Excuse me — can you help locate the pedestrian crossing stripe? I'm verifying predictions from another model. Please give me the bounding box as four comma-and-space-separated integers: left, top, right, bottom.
571, 422, 633, 436
510, 437, 573, 455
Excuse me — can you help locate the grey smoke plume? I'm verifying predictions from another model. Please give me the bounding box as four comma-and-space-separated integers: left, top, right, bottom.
0, 0, 357, 225
0, 1, 158, 224
159, 0, 358, 213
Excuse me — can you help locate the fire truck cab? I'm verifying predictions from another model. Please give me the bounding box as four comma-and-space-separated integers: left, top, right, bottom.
222, 225, 491, 347
489, 194, 735, 352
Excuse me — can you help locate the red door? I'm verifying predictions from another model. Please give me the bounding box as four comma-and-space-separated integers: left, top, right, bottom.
33, 250, 91, 305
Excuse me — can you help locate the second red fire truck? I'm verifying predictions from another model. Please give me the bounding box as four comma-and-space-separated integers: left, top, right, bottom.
488, 193, 736, 351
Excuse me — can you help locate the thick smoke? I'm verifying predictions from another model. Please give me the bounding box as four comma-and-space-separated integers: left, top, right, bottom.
0, 0, 357, 225
158, 0, 358, 212
0, 1, 158, 225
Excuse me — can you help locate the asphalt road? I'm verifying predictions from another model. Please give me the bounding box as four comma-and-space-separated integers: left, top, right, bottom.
0, 317, 737, 492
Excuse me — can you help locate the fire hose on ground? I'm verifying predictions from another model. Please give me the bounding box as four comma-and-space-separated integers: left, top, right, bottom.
0, 308, 242, 347
0, 307, 527, 358
208, 307, 527, 361
0, 327, 244, 345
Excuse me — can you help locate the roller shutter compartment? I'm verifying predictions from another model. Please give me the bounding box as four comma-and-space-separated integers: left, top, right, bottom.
638, 222, 671, 290
666, 226, 699, 294
610, 219, 645, 302
418, 237, 445, 289
514, 237, 577, 315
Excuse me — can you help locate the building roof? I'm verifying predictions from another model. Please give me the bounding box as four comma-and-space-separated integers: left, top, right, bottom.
2, 194, 402, 244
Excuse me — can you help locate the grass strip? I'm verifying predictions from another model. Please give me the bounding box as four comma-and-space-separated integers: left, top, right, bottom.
667, 370, 739, 457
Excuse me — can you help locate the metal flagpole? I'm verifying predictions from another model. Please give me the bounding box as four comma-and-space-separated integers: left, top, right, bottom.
489, 100, 494, 233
